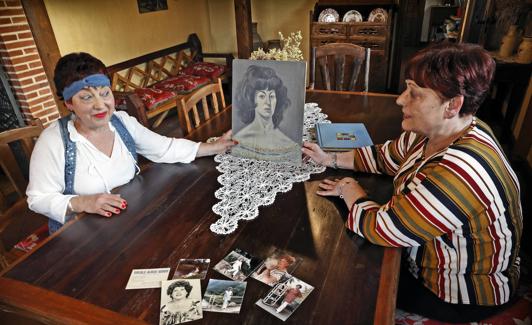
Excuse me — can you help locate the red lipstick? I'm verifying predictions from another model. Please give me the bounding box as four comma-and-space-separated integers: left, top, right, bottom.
94, 112, 107, 119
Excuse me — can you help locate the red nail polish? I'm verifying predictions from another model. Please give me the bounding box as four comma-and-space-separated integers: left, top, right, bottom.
107, 212, 111, 217
115, 209, 120, 213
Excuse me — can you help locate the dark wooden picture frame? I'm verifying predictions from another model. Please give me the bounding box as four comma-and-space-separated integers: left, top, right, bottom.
137, 0, 168, 13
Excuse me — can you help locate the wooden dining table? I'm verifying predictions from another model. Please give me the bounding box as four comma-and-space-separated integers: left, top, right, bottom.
0, 90, 404, 325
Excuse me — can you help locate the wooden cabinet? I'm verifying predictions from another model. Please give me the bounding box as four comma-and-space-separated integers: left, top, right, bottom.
310, 2, 395, 92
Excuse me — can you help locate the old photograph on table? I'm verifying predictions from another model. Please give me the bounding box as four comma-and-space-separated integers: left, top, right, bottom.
250, 249, 301, 286
172, 258, 210, 280
231, 59, 306, 164
202, 279, 247, 314
255, 276, 314, 321
213, 248, 262, 281
160, 279, 202, 325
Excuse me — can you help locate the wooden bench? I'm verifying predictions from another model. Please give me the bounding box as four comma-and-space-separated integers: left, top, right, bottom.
107, 33, 233, 128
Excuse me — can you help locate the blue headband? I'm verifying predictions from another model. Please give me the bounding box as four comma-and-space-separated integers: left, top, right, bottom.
62, 73, 111, 101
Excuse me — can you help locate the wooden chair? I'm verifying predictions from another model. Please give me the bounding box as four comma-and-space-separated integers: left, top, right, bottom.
0, 121, 48, 269
310, 43, 371, 92
177, 78, 228, 135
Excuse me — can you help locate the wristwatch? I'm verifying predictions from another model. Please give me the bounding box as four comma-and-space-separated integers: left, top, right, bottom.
66, 198, 75, 215
331, 152, 338, 169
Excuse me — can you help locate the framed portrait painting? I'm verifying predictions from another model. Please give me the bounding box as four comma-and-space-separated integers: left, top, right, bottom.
231, 59, 306, 164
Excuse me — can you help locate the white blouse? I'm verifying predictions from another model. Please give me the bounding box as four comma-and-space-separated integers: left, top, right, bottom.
26, 111, 200, 224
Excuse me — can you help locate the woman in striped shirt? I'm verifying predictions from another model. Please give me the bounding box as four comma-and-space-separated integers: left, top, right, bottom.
302, 42, 522, 323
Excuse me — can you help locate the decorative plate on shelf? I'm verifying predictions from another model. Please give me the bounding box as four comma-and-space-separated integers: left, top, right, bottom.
318, 8, 340, 23
342, 10, 363, 23
368, 8, 388, 23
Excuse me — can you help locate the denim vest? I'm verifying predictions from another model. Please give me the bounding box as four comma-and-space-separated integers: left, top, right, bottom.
49, 114, 137, 234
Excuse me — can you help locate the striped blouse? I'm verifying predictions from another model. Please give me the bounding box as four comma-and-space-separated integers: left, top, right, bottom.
348, 118, 522, 305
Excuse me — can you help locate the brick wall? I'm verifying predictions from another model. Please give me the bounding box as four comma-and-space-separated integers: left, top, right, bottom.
0, 0, 60, 125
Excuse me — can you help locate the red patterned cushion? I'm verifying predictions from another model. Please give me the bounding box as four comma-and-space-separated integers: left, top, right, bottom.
152, 74, 210, 94
14, 223, 49, 252
113, 91, 131, 111
182, 62, 225, 79
134, 87, 175, 110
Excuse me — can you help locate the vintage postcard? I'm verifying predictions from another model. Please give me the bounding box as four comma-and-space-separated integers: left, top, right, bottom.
125, 267, 170, 290
255, 276, 314, 321
202, 279, 247, 314
250, 249, 301, 287
172, 258, 210, 280
160, 279, 203, 325
231, 59, 306, 164
213, 248, 262, 281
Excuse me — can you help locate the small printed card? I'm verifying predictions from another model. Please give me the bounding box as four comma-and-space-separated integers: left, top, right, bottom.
125, 267, 170, 290
160, 279, 203, 324
173, 259, 211, 280
213, 248, 262, 281
255, 276, 314, 321
202, 279, 247, 314
250, 249, 301, 286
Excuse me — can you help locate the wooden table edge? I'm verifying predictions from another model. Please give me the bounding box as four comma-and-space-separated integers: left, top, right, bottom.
373, 247, 402, 325
306, 88, 398, 97
0, 277, 147, 325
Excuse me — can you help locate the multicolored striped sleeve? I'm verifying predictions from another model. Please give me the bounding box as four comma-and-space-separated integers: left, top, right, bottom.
346, 147, 501, 247
352, 131, 421, 176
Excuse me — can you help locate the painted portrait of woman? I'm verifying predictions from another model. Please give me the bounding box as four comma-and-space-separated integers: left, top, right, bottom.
231, 61, 305, 163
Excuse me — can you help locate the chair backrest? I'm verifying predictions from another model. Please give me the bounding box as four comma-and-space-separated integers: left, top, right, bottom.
310, 43, 371, 92
0, 121, 46, 270
0, 120, 43, 202
178, 78, 227, 134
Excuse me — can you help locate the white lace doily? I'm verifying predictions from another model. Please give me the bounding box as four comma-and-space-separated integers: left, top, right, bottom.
210, 103, 330, 235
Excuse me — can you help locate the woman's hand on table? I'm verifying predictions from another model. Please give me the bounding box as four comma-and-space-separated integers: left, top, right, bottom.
197, 130, 238, 157
70, 194, 127, 218
302, 142, 355, 170
302, 142, 334, 167
316, 177, 368, 207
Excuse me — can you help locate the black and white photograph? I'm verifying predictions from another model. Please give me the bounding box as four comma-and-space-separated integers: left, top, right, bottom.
160, 279, 202, 325
255, 276, 314, 321
231, 59, 306, 164
202, 279, 247, 314
213, 248, 262, 281
137, 0, 168, 13
172, 258, 210, 280
250, 249, 301, 287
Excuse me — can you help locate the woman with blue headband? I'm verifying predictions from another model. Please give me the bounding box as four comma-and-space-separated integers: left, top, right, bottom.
26, 52, 236, 233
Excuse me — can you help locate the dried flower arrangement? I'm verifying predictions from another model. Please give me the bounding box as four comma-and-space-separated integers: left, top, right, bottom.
250, 31, 304, 61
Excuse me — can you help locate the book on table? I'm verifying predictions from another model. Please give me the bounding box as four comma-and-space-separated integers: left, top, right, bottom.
315, 123, 373, 151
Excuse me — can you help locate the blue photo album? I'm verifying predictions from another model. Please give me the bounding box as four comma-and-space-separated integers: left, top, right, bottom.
315, 123, 373, 151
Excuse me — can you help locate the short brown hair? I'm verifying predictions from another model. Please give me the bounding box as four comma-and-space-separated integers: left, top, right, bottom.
53, 52, 107, 100
405, 42, 495, 116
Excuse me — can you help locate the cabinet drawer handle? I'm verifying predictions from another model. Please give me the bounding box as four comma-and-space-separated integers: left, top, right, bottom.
319, 40, 335, 46
319, 28, 341, 34
358, 42, 381, 49
358, 28, 379, 35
